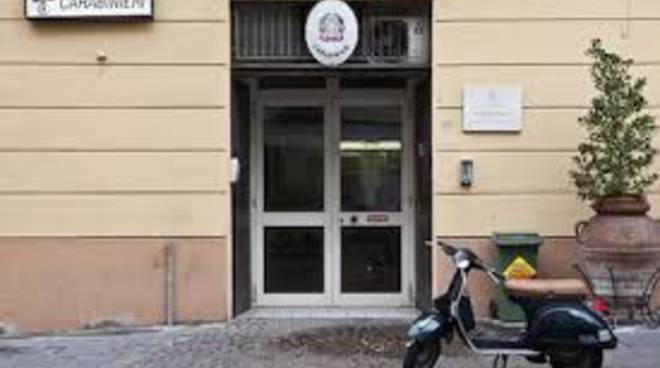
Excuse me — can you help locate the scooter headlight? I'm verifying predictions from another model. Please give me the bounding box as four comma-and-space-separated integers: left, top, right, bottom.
454, 251, 470, 270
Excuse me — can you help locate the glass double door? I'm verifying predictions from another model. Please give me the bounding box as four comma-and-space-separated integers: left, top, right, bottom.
252, 90, 413, 306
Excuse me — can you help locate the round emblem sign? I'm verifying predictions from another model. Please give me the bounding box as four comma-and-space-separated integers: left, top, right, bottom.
305, 0, 359, 67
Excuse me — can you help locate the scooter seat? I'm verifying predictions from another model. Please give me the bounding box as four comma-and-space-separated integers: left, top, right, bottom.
504, 278, 588, 299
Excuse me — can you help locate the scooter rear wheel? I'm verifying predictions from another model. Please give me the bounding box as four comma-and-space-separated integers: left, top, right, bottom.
403, 340, 441, 368
549, 348, 603, 368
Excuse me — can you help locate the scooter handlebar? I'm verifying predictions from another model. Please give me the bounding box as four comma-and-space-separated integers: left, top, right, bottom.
425, 239, 458, 255
426, 238, 506, 283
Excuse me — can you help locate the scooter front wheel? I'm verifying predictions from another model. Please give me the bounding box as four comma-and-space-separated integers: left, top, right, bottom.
403, 340, 441, 368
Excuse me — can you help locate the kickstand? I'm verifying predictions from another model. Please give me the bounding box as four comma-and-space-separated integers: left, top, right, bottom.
492, 355, 509, 368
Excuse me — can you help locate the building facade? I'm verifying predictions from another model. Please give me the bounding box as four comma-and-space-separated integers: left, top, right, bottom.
1, 0, 659, 333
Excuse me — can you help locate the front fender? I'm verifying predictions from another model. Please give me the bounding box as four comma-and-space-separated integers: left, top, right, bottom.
407, 311, 451, 344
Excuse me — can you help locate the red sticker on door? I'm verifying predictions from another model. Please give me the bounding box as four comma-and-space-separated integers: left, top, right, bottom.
366, 214, 389, 223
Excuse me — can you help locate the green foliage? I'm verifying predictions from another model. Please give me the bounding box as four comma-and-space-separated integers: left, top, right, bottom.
571, 39, 658, 201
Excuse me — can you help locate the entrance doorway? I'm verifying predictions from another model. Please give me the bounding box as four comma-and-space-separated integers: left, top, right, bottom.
250, 78, 415, 306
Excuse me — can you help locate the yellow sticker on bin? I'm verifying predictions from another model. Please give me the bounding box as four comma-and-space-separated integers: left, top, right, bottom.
503, 256, 537, 279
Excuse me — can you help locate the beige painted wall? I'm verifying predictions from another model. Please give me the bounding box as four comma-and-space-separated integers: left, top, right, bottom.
432, 0, 660, 237
0, 0, 231, 237
432, 0, 660, 298
0, 0, 232, 331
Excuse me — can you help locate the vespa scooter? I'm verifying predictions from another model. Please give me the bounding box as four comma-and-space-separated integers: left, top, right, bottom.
404, 239, 617, 368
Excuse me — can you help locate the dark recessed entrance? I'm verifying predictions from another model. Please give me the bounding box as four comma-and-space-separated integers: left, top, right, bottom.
230, 0, 432, 315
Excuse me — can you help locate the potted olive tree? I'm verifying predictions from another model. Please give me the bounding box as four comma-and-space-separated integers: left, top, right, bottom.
572, 39, 660, 313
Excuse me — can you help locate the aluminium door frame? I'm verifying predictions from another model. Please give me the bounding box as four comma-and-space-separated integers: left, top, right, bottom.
330, 88, 415, 306
251, 90, 332, 306
250, 80, 416, 307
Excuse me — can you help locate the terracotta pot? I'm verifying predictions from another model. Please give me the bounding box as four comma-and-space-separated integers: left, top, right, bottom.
576, 196, 660, 317
590, 195, 651, 215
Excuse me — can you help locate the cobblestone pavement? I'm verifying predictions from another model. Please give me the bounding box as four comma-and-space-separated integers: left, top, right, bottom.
0, 318, 658, 368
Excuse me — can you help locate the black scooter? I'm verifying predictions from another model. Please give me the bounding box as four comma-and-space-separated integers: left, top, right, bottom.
404, 239, 617, 368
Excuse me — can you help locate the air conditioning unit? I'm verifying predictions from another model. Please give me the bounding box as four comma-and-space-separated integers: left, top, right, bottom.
362, 16, 430, 65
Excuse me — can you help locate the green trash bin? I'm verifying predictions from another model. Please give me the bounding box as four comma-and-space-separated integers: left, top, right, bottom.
491, 233, 542, 322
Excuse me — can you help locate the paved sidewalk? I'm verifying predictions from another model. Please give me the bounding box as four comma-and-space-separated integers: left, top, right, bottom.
0, 318, 658, 368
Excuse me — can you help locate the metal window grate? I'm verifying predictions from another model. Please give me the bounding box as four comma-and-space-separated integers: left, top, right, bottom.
363, 17, 409, 63
232, 1, 430, 67
233, 2, 313, 62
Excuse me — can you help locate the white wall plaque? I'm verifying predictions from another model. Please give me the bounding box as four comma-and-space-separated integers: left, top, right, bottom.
305, 0, 358, 67
26, 0, 153, 20
462, 85, 523, 132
